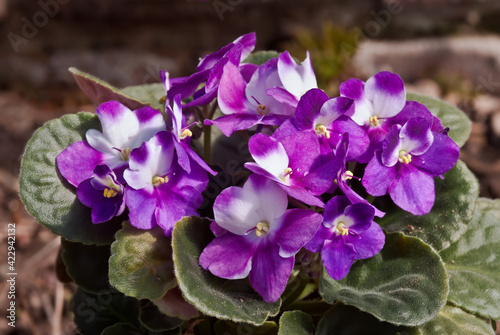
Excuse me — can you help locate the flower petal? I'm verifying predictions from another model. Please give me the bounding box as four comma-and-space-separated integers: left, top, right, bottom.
364, 71, 406, 119
389, 163, 435, 215
245, 174, 288, 223
278, 51, 317, 98
339, 78, 372, 126
293, 88, 329, 131
305, 225, 333, 253
249, 243, 294, 303
200, 232, 257, 280
56, 141, 106, 187
272, 209, 322, 258
411, 132, 459, 177
323, 196, 351, 228
248, 133, 289, 178
362, 151, 397, 197
126, 187, 157, 230
347, 222, 385, 260
399, 117, 433, 155
218, 62, 253, 115
205, 114, 263, 137
321, 238, 356, 280
213, 186, 260, 235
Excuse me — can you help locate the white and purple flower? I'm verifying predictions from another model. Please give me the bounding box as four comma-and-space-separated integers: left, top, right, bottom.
245, 132, 338, 207
76, 165, 126, 224
123, 131, 208, 235
362, 117, 459, 215
206, 52, 318, 136
57, 101, 166, 186
199, 174, 322, 302
305, 195, 385, 280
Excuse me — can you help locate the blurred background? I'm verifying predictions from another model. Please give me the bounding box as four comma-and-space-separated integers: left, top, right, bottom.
1, 0, 500, 334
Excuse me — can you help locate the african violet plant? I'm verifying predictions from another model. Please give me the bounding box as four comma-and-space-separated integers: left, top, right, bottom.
19, 32, 500, 335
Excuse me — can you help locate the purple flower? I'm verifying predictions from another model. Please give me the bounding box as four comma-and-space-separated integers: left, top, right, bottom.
166, 95, 217, 176
273, 88, 369, 162
362, 117, 460, 215
305, 195, 385, 280
123, 131, 208, 235
245, 132, 338, 207
57, 101, 166, 187
165, 33, 257, 108
340, 71, 406, 163
206, 52, 317, 136
76, 165, 126, 224
199, 174, 322, 302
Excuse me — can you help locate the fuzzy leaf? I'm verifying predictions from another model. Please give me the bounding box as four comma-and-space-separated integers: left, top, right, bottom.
69, 67, 163, 110
379, 160, 479, 251
278, 310, 315, 335
315, 305, 421, 335
172, 216, 281, 326
419, 305, 494, 335
61, 239, 110, 293
19, 112, 122, 245
109, 223, 176, 301
440, 198, 500, 319
139, 302, 184, 332
407, 92, 471, 147
319, 233, 448, 326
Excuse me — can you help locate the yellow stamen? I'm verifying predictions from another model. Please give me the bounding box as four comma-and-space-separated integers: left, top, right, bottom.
159, 96, 167, 104
279, 167, 293, 182
256, 221, 270, 237
342, 170, 354, 181
398, 150, 412, 164
314, 124, 330, 139
121, 148, 132, 161
152, 176, 168, 187
336, 221, 349, 236
257, 104, 268, 115
369, 116, 379, 127
179, 129, 193, 140
103, 188, 118, 198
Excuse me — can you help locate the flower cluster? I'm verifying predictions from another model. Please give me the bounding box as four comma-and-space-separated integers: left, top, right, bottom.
56, 32, 460, 303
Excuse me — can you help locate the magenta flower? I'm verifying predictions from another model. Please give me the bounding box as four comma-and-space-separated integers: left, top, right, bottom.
123, 131, 208, 235
166, 33, 256, 108
206, 52, 317, 136
273, 88, 369, 162
199, 174, 322, 302
340, 71, 406, 163
57, 101, 166, 187
362, 117, 460, 215
305, 195, 385, 280
166, 95, 217, 176
245, 132, 338, 207
76, 165, 125, 224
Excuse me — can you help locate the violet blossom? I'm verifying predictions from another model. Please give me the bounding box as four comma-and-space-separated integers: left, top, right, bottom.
244, 132, 338, 207
199, 174, 322, 302
206, 52, 317, 136
57, 101, 166, 187
76, 165, 126, 224
362, 117, 459, 215
305, 195, 385, 280
123, 131, 208, 235
340, 71, 406, 163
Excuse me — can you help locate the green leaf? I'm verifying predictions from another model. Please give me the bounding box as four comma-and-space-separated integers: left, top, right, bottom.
243, 51, 280, 65
440, 200, 500, 319
152, 287, 199, 320
72, 288, 140, 335
139, 302, 184, 332
69, 67, 163, 110
19, 112, 122, 245
315, 305, 421, 335
319, 233, 448, 326
476, 198, 500, 220
172, 216, 281, 326
121, 83, 165, 111
214, 320, 278, 335
378, 160, 479, 251
61, 239, 111, 293
278, 310, 315, 335
419, 305, 494, 335
109, 223, 176, 301
406, 92, 471, 147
